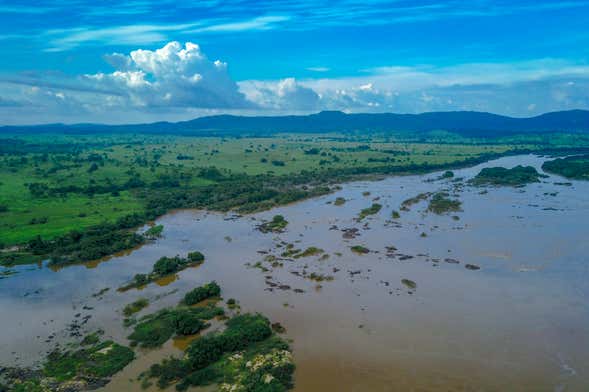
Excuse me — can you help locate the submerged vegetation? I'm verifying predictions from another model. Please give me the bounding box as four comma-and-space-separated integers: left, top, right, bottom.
280, 245, 324, 259
122, 298, 149, 317
400, 192, 431, 211
294, 246, 324, 258
542, 154, 589, 180
470, 165, 545, 186
44, 340, 134, 382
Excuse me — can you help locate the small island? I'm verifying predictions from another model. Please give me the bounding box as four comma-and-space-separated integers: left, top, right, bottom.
542, 154, 589, 180
427, 192, 462, 214
131, 283, 294, 391
258, 215, 289, 233
118, 251, 205, 291
358, 203, 382, 220
470, 165, 545, 186
0, 331, 135, 391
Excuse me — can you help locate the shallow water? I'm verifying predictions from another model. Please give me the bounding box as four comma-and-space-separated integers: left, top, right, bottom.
1, 154, 588, 391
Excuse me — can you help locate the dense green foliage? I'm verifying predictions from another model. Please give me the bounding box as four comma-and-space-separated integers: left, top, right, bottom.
183, 282, 222, 305
427, 192, 462, 214
258, 215, 289, 233
542, 154, 589, 180
186, 314, 272, 369
358, 203, 382, 220
144, 313, 295, 391
187, 250, 205, 262
144, 224, 164, 239
35, 214, 146, 266
128, 304, 224, 348
120, 253, 204, 291
470, 165, 545, 186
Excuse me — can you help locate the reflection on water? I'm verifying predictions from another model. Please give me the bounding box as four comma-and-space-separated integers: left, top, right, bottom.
172, 334, 200, 351
1, 154, 589, 391
153, 273, 178, 287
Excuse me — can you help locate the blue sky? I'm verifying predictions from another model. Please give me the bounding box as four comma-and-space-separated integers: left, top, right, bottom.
0, 0, 588, 124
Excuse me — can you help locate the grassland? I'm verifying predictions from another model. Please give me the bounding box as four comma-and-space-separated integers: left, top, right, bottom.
1, 131, 588, 266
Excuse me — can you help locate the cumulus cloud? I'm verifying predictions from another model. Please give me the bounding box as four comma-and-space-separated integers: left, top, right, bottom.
1, 42, 589, 125
240, 78, 320, 110
84, 41, 250, 109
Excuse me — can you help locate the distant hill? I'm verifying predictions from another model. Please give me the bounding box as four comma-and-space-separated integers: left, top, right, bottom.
2, 109, 589, 137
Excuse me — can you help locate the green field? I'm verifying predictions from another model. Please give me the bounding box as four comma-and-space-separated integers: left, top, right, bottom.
1, 131, 588, 259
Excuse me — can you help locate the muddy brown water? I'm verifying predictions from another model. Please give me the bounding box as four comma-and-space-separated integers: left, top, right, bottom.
1, 154, 588, 391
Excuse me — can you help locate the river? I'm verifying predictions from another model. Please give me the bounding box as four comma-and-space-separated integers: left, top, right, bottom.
1, 154, 588, 391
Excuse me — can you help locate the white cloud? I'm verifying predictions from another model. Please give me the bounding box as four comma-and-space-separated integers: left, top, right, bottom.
41, 16, 290, 52
184, 16, 290, 33
306, 67, 330, 72
1, 42, 589, 124
240, 78, 320, 110
44, 23, 200, 52
83, 41, 250, 109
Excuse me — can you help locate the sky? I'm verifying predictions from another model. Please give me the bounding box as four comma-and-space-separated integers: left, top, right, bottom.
0, 0, 588, 125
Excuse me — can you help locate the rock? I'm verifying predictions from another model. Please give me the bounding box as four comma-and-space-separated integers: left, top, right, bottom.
444, 258, 460, 264
401, 279, 417, 289
465, 264, 481, 270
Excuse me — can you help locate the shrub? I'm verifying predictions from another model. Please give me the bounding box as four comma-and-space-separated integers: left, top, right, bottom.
187, 251, 205, 263
184, 282, 221, 305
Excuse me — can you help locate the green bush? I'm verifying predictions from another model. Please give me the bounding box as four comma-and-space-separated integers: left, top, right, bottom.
184, 282, 221, 305
153, 256, 182, 275
186, 314, 272, 370
187, 251, 205, 262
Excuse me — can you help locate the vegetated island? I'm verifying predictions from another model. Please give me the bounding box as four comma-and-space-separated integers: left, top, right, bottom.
0, 330, 135, 391
400, 192, 431, 211
118, 251, 205, 291
258, 215, 289, 233
350, 245, 370, 254
358, 203, 382, 220
0, 282, 294, 392
128, 284, 224, 348
469, 165, 546, 186
542, 154, 589, 180
129, 283, 294, 391
427, 192, 462, 214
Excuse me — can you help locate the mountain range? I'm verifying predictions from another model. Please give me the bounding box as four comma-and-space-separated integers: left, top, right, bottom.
2, 109, 589, 137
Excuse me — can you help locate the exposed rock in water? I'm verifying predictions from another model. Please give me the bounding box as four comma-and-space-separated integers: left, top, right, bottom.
401, 279, 417, 289
342, 228, 360, 239
465, 264, 481, 270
